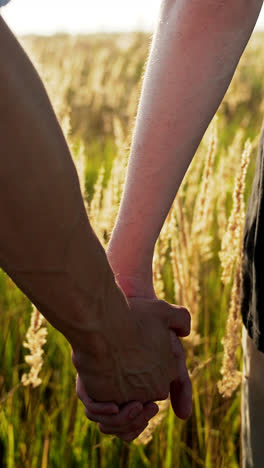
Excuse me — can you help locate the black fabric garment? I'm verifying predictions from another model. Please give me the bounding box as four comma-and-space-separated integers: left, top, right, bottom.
241, 120, 264, 353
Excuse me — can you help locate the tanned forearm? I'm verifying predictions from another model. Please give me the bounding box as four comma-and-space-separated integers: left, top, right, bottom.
0, 17, 128, 351
107, 0, 263, 294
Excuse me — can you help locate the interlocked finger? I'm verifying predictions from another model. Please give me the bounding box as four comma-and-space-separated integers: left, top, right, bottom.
85, 401, 158, 434
97, 402, 158, 435
114, 421, 149, 442
158, 302, 191, 337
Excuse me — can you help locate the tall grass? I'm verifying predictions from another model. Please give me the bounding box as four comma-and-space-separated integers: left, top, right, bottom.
0, 30, 264, 467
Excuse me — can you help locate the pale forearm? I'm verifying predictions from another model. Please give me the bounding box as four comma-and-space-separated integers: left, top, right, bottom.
107, 0, 263, 288
0, 18, 124, 350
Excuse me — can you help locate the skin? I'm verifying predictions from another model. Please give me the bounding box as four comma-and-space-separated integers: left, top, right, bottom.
1, 0, 263, 442
74, 291, 192, 441
78, 295, 192, 442
0, 10, 192, 441
80, 0, 264, 439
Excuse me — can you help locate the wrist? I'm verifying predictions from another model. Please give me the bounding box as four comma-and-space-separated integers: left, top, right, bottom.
107, 219, 155, 265
106, 242, 155, 298
114, 273, 156, 299
48, 213, 128, 350
6, 210, 125, 351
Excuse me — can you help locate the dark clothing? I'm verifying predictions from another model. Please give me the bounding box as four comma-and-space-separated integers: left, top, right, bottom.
241, 120, 264, 353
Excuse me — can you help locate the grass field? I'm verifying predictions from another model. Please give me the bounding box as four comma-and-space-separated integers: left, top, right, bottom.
1, 30, 264, 467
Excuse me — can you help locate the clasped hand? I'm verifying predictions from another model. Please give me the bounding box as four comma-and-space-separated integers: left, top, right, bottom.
71, 289, 192, 442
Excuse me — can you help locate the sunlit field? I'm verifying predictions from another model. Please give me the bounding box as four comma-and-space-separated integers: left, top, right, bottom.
1, 30, 264, 467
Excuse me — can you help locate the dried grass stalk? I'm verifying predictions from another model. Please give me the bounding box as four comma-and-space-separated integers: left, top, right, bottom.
217, 252, 243, 397
219, 140, 251, 285
134, 399, 170, 446
89, 165, 106, 243
218, 139, 252, 397
21, 306, 48, 388
153, 247, 165, 300
193, 116, 218, 237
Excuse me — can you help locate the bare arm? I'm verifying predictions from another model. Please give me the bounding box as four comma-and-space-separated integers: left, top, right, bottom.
107, 0, 264, 295
0, 16, 126, 351
0, 18, 192, 410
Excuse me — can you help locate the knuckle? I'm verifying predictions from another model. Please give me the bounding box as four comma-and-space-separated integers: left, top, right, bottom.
182, 308, 191, 326
178, 307, 191, 330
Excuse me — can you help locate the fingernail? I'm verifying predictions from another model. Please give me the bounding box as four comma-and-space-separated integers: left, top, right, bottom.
129, 406, 141, 420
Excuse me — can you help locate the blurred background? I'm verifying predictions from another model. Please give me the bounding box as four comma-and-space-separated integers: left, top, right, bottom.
2, 0, 264, 35
1, 1, 264, 467
2, 0, 162, 35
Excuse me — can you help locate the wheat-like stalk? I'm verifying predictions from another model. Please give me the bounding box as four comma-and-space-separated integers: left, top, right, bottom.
170, 210, 185, 308
21, 306, 48, 388
169, 198, 201, 347
89, 165, 106, 243
167, 121, 218, 349
215, 130, 246, 258
153, 246, 165, 300
192, 116, 218, 237
219, 140, 251, 285
134, 398, 170, 446
218, 139, 252, 397
159, 204, 174, 263
217, 251, 243, 397
99, 156, 124, 245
